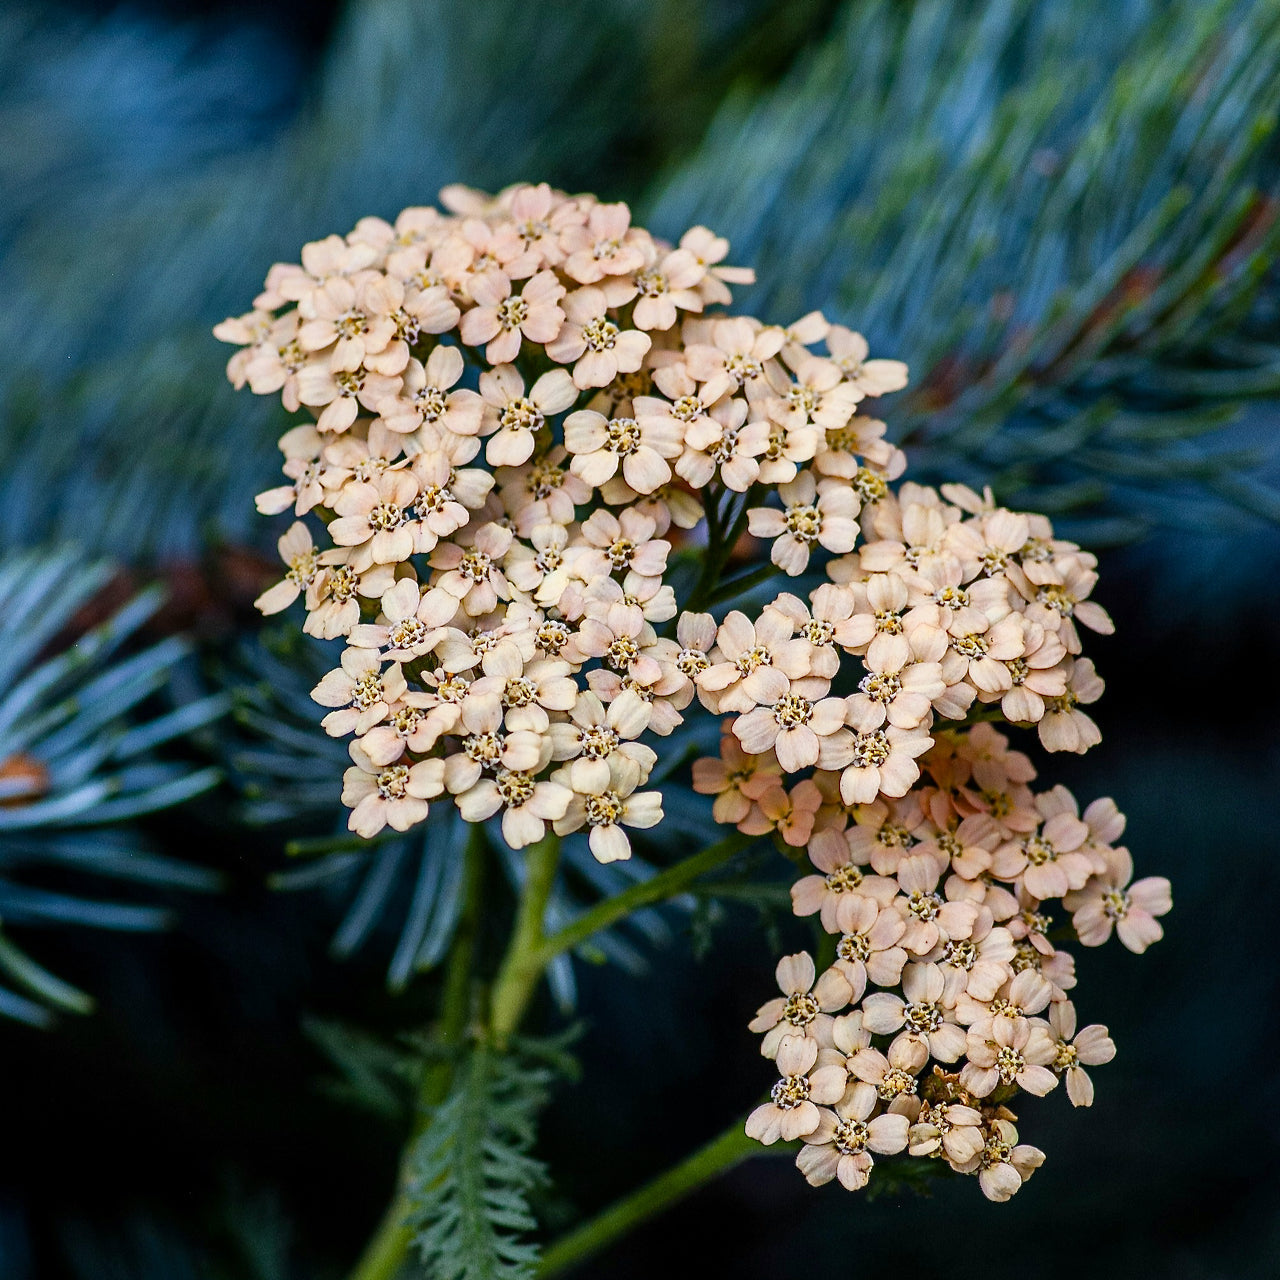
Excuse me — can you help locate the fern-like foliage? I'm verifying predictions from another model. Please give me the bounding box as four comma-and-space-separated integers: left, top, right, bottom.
406, 1042, 554, 1280
0, 546, 225, 1024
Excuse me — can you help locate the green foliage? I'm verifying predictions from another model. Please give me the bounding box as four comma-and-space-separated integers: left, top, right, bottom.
0, 545, 225, 1025
406, 1041, 557, 1280
302, 1015, 423, 1121
651, 0, 1280, 537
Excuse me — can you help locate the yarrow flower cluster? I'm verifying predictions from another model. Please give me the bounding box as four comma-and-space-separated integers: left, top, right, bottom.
219, 181, 1169, 1201
744, 728, 1170, 1199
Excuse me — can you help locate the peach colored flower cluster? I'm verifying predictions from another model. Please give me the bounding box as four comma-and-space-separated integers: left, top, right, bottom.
218, 181, 912, 860
745, 726, 1171, 1200
218, 181, 1169, 1201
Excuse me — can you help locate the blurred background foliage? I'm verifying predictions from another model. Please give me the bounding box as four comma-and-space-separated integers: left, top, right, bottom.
1, 0, 1278, 1277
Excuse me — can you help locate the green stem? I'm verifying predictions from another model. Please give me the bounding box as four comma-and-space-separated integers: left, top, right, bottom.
537, 1120, 763, 1277
488, 831, 561, 1046
535, 831, 753, 963
687, 483, 760, 612
345, 825, 487, 1280
705, 561, 783, 607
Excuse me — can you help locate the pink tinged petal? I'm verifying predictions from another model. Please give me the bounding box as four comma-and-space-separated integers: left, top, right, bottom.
1066, 1067, 1095, 1107
928, 1023, 967, 1063
776, 952, 816, 996
866, 1113, 909, 1155
1116, 912, 1164, 953
745, 1104, 784, 1145
531, 368, 579, 413
808, 1066, 849, 1104
1017, 1064, 1059, 1096
791, 877, 826, 917
888, 1034, 929, 1073
748, 997, 786, 1035
861, 994, 906, 1035
780, 1101, 821, 1141
834, 1152, 873, 1192
1129, 876, 1172, 916
849, 1048, 889, 1085
813, 967, 853, 1011
588, 824, 632, 864
979, 1163, 1023, 1203
866, 947, 908, 988
795, 1144, 840, 1186
255, 580, 301, 615
1075, 1025, 1116, 1064
942, 1126, 985, 1167
775, 725, 820, 772
777, 1033, 819, 1077
959, 1064, 999, 1098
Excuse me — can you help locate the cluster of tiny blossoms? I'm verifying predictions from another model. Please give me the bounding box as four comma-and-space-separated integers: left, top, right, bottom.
219, 182, 1169, 1199
743, 728, 1171, 1199
218, 180, 915, 860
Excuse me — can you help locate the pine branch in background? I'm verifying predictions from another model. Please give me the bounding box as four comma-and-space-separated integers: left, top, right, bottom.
648, 0, 1280, 539
226, 629, 720, 998
10, 0, 1280, 558
0, 0, 659, 558
0, 546, 225, 1025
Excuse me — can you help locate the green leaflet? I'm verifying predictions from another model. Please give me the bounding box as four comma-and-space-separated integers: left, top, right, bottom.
406, 1042, 554, 1280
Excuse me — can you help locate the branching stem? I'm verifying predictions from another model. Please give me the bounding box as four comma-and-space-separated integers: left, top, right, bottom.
536, 830, 754, 963
488, 830, 561, 1046
537, 1119, 768, 1277
344, 823, 487, 1280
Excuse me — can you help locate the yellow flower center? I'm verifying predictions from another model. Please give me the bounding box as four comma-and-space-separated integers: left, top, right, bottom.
376, 765, 409, 800
500, 397, 544, 433
837, 931, 872, 962
352, 671, 384, 709
671, 395, 704, 422
859, 671, 901, 703
502, 677, 538, 708
414, 386, 448, 422
605, 417, 641, 455
734, 645, 771, 677
367, 501, 404, 532
582, 316, 620, 352
459, 550, 492, 583
994, 1046, 1025, 1084
536, 620, 571, 655
876, 1068, 917, 1101
853, 468, 888, 503
496, 296, 529, 331
676, 647, 708, 677
584, 791, 625, 826
606, 537, 636, 569
495, 769, 536, 806
781, 992, 820, 1027
390, 617, 428, 650
826, 865, 865, 894
783, 504, 822, 542
326, 565, 359, 602
770, 1074, 811, 1109
605, 636, 640, 672
850, 730, 891, 769
772, 693, 813, 729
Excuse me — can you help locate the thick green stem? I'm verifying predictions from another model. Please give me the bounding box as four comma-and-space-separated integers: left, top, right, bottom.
686, 483, 761, 612
535, 831, 753, 963
537, 1121, 763, 1277
345, 825, 487, 1280
346, 830, 754, 1280
488, 831, 561, 1045
705, 561, 784, 607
